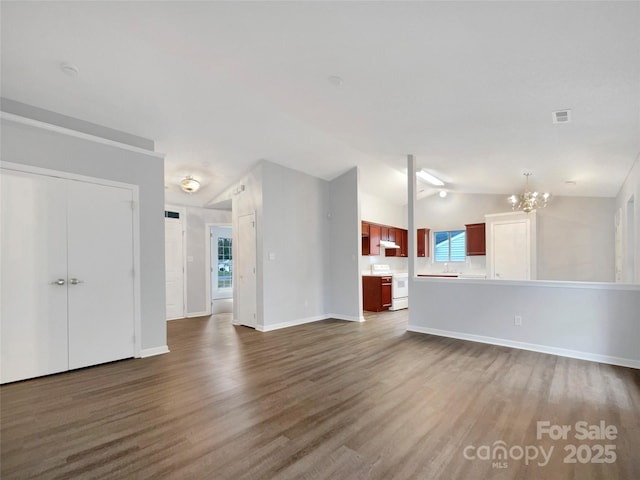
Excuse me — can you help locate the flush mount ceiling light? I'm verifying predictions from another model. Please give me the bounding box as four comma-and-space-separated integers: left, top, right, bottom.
180, 176, 201, 193
60, 62, 79, 77
508, 173, 551, 213
416, 169, 445, 186
439, 190, 448, 198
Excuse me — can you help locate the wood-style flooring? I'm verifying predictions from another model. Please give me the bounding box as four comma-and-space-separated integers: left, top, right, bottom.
1, 311, 639, 479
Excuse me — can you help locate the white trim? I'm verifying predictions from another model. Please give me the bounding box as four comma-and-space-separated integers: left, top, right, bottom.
186, 311, 210, 318
407, 325, 640, 370
1, 162, 143, 358
327, 313, 365, 322
131, 188, 142, 358
1, 112, 165, 159
166, 316, 187, 321
257, 315, 328, 332
412, 276, 640, 291
139, 346, 170, 358
256, 313, 365, 332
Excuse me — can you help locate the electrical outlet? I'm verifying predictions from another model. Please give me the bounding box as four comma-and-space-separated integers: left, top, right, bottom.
514, 315, 522, 326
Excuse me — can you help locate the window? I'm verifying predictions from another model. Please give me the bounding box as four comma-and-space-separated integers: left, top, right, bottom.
218, 237, 233, 289
434, 230, 466, 262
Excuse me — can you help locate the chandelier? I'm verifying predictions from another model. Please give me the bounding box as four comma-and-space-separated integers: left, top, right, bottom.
508, 173, 551, 213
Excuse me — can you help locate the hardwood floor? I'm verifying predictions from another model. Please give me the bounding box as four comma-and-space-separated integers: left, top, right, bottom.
1, 311, 639, 479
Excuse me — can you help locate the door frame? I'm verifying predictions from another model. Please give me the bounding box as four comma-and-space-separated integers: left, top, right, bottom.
1, 161, 143, 358
205, 222, 233, 316
164, 204, 187, 320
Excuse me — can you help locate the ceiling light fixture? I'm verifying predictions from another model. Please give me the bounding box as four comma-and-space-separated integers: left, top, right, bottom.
180, 176, 201, 193
416, 169, 445, 186
508, 173, 551, 213
439, 190, 447, 198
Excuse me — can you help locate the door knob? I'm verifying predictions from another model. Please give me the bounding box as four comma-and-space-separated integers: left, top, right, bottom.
69, 278, 84, 285
51, 278, 66, 285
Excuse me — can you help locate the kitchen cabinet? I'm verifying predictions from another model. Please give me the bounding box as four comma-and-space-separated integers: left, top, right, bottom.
361, 221, 381, 256
380, 226, 389, 242
385, 228, 407, 257
417, 228, 430, 257
465, 223, 486, 256
362, 275, 392, 312
361, 221, 371, 256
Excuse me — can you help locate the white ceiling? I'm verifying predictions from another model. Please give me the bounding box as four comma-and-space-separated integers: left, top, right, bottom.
2, 1, 639, 206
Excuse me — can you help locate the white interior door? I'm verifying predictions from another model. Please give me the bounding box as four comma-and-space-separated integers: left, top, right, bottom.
1, 170, 70, 383
492, 221, 530, 280
236, 213, 257, 328
66, 180, 135, 369
165, 214, 185, 320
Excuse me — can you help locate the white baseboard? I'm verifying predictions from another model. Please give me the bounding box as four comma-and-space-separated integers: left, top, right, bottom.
258, 315, 327, 332
186, 311, 210, 318
139, 346, 170, 358
327, 313, 365, 322
256, 313, 365, 332
407, 325, 640, 370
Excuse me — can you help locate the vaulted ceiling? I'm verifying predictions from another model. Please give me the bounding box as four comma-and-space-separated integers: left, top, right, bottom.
2, 1, 639, 206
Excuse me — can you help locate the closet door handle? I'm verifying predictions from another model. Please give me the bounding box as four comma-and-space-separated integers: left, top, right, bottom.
51, 278, 66, 285
69, 278, 84, 285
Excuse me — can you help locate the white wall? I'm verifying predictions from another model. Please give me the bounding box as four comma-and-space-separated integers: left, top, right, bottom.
1, 115, 167, 352
184, 206, 231, 316
536, 196, 615, 282
360, 191, 407, 228
261, 161, 329, 329
616, 157, 640, 283
408, 280, 640, 368
209, 160, 362, 330
329, 168, 362, 321
412, 192, 616, 282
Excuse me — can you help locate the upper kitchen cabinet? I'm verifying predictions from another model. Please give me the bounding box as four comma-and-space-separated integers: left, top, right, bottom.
465, 223, 486, 256
385, 228, 408, 257
417, 228, 430, 257
361, 222, 381, 256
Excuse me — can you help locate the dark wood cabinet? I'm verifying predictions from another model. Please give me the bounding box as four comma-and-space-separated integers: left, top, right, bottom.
363, 275, 392, 312
417, 228, 430, 257
465, 223, 486, 256
361, 221, 371, 256
362, 222, 408, 257
400, 229, 408, 257
385, 228, 407, 257
368, 224, 381, 256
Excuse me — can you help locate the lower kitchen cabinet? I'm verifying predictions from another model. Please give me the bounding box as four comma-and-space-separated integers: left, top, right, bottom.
362, 275, 392, 312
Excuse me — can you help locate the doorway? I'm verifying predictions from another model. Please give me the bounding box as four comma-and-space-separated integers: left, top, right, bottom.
208, 224, 233, 314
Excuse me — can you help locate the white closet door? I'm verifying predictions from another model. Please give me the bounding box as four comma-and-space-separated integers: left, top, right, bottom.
1, 170, 69, 383
66, 180, 135, 369
165, 216, 185, 320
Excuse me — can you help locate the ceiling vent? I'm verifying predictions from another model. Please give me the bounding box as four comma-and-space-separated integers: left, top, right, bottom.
552, 109, 571, 124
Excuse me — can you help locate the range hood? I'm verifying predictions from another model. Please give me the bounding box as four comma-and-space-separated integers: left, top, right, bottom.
379, 240, 400, 249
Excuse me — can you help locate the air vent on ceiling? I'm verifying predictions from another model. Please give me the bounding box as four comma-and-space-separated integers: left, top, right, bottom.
552, 109, 571, 124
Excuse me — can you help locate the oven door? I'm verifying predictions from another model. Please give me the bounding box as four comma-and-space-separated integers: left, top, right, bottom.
392, 275, 408, 298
